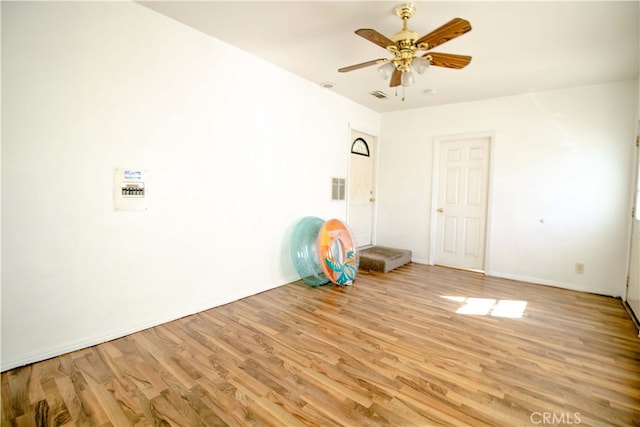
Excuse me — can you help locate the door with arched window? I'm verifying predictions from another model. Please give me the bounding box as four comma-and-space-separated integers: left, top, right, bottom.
347, 130, 376, 248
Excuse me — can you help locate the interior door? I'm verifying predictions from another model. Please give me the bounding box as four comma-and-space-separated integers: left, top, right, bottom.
435, 137, 490, 271
627, 215, 640, 323
626, 134, 640, 324
347, 130, 376, 248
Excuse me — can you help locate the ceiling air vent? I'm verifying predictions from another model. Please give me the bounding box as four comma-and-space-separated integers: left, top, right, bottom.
369, 91, 388, 99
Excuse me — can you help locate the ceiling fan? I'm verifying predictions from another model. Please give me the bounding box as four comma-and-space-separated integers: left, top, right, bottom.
338, 3, 472, 98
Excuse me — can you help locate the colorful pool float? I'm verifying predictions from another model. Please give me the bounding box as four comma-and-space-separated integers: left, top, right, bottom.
290, 216, 330, 287
317, 219, 359, 286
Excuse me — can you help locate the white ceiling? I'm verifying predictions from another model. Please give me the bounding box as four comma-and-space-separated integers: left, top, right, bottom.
139, 1, 639, 113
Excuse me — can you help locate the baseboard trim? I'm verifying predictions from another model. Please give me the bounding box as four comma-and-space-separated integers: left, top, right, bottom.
487, 271, 620, 298
412, 261, 622, 298
1, 280, 291, 372
621, 300, 640, 337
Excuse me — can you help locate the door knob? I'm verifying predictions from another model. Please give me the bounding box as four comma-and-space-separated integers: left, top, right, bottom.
370, 198, 375, 202
437, 208, 444, 213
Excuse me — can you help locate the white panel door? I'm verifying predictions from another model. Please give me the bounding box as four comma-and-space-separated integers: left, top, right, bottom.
347, 130, 376, 248
626, 135, 640, 324
627, 216, 640, 321
435, 137, 490, 271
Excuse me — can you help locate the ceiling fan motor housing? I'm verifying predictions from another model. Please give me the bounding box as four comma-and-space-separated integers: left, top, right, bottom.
390, 3, 423, 72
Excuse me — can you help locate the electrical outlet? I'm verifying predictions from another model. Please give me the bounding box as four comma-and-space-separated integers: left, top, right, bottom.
575, 263, 585, 274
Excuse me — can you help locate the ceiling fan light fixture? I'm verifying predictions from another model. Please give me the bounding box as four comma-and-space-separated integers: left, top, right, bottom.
413, 56, 430, 74
401, 69, 414, 87
377, 62, 395, 80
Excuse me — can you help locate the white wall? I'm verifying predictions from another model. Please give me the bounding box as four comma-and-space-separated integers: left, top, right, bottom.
1, 2, 379, 370
377, 80, 638, 297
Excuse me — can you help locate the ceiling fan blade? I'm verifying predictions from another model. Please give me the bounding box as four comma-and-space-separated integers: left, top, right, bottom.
355, 29, 395, 50
390, 69, 402, 87
415, 18, 471, 50
338, 58, 387, 73
425, 52, 472, 69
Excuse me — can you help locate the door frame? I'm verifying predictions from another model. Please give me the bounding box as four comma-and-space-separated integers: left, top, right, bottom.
623, 125, 640, 333
428, 131, 496, 271
346, 125, 379, 248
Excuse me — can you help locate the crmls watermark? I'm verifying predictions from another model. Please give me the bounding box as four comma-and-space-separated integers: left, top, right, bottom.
530, 412, 582, 425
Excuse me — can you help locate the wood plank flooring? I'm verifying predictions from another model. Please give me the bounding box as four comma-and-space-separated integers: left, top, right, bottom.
2, 263, 640, 426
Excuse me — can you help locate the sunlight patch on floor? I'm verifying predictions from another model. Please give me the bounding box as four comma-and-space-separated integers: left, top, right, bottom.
441, 296, 528, 318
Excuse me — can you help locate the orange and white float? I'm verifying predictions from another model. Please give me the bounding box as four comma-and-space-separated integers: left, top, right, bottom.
316, 219, 359, 286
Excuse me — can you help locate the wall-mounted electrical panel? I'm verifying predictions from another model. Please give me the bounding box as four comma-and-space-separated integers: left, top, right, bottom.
114, 168, 147, 211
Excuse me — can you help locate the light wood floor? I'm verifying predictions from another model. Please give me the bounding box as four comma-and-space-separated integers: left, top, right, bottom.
2, 263, 639, 426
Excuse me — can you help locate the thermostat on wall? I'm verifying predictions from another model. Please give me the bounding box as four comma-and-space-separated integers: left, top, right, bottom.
114, 168, 147, 211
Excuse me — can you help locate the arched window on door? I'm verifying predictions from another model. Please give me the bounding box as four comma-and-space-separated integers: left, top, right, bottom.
351, 137, 370, 157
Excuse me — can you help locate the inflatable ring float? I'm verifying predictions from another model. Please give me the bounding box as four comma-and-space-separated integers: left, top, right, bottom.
290, 216, 330, 287
317, 219, 359, 286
